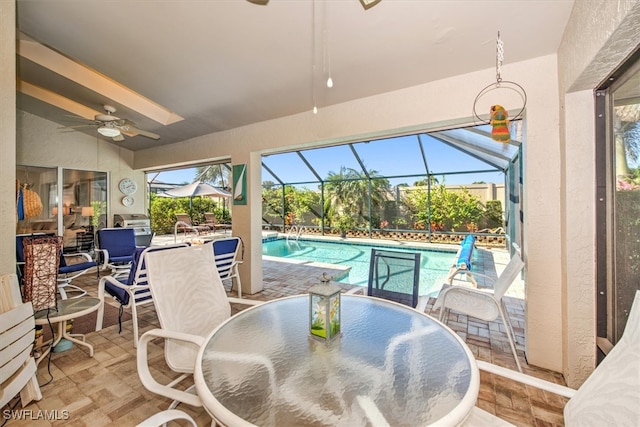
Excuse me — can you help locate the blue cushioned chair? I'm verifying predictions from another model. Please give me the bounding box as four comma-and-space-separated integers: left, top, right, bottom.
16, 234, 97, 299
96, 228, 138, 279
211, 237, 243, 298
96, 243, 189, 347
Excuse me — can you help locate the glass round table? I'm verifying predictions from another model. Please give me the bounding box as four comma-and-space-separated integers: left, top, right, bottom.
33, 297, 101, 365
195, 294, 479, 426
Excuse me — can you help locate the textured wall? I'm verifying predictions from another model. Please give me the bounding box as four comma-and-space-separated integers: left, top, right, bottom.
0, 0, 16, 276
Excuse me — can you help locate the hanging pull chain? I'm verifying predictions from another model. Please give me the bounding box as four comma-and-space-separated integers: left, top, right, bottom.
496, 31, 504, 85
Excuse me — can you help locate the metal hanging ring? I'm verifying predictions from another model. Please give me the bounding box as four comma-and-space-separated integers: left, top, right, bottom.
472, 80, 527, 125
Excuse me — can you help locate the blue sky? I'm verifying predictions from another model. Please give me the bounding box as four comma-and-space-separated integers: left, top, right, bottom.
149, 133, 506, 187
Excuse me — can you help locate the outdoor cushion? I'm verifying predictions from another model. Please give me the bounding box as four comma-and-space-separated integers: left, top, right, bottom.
456, 235, 475, 270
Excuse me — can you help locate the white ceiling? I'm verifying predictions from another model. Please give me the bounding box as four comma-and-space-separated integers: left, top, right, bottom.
16, 0, 575, 151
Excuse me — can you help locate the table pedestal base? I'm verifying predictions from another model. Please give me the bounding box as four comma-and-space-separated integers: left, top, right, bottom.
36, 319, 94, 365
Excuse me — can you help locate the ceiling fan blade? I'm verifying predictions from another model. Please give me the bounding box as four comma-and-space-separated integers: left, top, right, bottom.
58, 124, 95, 130
112, 134, 125, 142
132, 128, 160, 140
64, 114, 90, 121
120, 125, 160, 140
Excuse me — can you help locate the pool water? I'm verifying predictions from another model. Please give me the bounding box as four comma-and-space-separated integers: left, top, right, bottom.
262, 238, 473, 296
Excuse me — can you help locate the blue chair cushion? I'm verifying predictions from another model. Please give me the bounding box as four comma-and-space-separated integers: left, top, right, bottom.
97, 228, 137, 263
59, 259, 97, 274
104, 247, 146, 306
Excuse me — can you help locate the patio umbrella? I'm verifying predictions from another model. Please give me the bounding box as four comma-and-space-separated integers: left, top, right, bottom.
162, 181, 231, 209
162, 181, 231, 198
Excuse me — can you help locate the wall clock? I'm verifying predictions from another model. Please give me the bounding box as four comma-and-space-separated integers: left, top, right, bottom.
121, 196, 134, 207
119, 178, 137, 195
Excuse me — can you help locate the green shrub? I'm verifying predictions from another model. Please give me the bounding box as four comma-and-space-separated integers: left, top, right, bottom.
149, 194, 226, 235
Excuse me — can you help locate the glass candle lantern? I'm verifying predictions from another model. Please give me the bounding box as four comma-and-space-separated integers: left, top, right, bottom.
309, 283, 341, 342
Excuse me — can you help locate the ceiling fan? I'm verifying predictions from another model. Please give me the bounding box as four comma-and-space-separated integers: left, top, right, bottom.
63, 104, 160, 142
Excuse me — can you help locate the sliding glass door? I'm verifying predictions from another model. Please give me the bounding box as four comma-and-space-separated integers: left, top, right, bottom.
597, 51, 640, 350
16, 165, 108, 253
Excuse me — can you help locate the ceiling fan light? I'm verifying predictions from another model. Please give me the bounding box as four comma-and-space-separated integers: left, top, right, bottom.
97, 126, 121, 137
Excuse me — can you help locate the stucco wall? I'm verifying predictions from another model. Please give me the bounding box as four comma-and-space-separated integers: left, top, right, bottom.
0, 0, 16, 276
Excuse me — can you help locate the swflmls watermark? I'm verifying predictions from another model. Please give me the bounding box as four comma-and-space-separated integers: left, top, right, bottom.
3, 409, 70, 421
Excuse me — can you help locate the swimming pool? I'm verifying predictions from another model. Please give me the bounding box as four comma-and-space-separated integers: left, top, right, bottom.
262, 238, 473, 296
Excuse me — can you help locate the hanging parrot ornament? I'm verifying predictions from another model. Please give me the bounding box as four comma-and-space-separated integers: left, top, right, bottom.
490, 105, 510, 143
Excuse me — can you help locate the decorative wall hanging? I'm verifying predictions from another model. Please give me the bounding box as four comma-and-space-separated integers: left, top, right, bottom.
233, 164, 247, 205
473, 31, 527, 143
16, 179, 43, 220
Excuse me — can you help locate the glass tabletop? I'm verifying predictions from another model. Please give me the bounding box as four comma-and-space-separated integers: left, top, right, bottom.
34, 297, 101, 323
197, 294, 478, 427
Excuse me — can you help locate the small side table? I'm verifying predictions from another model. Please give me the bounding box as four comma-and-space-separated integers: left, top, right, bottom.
34, 297, 101, 366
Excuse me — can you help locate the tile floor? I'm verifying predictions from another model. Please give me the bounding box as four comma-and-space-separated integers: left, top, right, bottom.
3, 241, 568, 426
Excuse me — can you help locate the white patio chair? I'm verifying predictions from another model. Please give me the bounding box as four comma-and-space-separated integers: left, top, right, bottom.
0, 274, 42, 409
433, 251, 525, 371
464, 290, 640, 426
137, 244, 261, 413
96, 243, 189, 347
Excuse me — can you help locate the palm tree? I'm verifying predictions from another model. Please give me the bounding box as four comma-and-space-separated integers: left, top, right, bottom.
325, 166, 390, 224
614, 104, 640, 179
195, 164, 232, 215
195, 164, 231, 190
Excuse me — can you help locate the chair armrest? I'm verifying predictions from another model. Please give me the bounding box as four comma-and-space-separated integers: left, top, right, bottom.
227, 297, 263, 306
140, 328, 205, 347
476, 360, 576, 398
62, 252, 93, 263
99, 275, 149, 292
97, 275, 122, 299
448, 268, 496, 286
438, 283, 496, 306
136, 329, 205, 408
95, 248, 110, 268
433, 283, 498, 316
